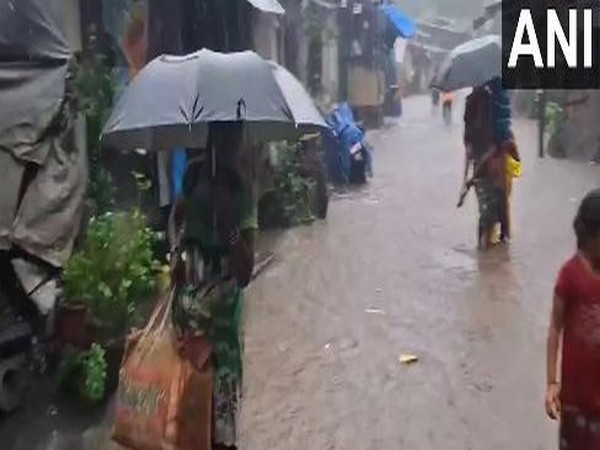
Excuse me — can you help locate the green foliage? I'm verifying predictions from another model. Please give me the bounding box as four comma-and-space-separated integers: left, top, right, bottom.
545, 101, 566, 137
272, 142, 314, 227
82, 344, 108, 403
88, 167, 116, 216
58, 347, 84, 395
75, 55, 114, 123
63, 210, 160, 333
58, 344, 107, 404
73, 53, 116, 215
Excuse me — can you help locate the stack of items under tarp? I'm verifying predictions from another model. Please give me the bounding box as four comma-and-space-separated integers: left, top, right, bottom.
0, 0, 87, 324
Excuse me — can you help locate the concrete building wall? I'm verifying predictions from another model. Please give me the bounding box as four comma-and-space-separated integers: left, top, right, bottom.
320, 15, 339, 106
253, 13, 282, 62
63, 0, 82, 52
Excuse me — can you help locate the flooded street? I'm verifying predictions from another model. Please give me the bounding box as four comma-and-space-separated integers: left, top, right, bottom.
240, 95, 599, 450
1, 95, 598, 450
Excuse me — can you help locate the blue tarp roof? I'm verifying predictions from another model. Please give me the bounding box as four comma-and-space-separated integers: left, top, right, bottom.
380, 5, 416, 39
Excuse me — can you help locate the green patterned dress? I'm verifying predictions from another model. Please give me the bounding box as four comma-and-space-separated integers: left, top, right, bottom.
174, 183, 257, 447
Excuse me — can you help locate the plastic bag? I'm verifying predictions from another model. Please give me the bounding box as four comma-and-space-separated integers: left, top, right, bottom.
112, 291, 212, 450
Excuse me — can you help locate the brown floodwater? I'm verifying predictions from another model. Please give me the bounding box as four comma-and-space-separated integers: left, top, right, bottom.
240, 95, 599, 450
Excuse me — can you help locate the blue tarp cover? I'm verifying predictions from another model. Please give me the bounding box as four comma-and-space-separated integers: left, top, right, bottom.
324, 103, 372, 184
380, 5, 416, 39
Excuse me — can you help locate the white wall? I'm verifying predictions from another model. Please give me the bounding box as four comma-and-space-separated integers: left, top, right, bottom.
253, 14, 281, 62
62, 0, 82, 52
320, 15, 338, 105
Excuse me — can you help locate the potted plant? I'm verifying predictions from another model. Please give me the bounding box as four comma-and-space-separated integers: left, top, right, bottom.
61, 210, 160, 399
64, 211, 158, 334
59, 253, 95, 350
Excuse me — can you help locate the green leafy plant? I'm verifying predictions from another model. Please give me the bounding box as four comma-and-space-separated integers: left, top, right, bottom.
58, 344, 108, 404
82, 344, 108, 403
73, 53, 116, 215
88, 167, 116, 216
58, 347, 85, 395
270, 142, 314, 227
545, 101, 566, 137
63, 210, 160, 335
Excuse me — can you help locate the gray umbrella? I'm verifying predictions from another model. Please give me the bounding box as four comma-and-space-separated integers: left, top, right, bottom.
269, 61, 327, 131
431, 34, 501, 92
102, 49, 326, 151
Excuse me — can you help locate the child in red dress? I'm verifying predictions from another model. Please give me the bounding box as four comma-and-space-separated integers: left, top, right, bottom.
547, 189, 600, 449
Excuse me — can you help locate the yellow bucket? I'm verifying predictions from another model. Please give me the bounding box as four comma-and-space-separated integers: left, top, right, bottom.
506, 155, 522, 179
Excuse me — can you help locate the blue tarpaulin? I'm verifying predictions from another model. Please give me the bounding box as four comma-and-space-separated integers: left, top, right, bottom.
380, 5, 416, 39
324, 103, 372, 185
171, 148, 187, 199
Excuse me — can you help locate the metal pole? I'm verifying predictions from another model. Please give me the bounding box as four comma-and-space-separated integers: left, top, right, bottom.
337, 2, 350, 101
538, 89, 546, 158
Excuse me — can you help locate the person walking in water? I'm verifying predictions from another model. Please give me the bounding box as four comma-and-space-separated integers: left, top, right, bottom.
546, 189, 600, 449
442, 91, 453, 124
459, 83, 501, 249
431, 88, 440, 112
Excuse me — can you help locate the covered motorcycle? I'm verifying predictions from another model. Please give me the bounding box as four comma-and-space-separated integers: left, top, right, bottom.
323, 103, 373, 185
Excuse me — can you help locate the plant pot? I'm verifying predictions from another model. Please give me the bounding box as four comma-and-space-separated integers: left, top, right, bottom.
57, 304, 92, 350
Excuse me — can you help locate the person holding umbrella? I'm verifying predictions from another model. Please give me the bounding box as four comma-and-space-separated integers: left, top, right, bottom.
459, 77, 519, 249
103, 49, 328, 449
433, 35, 520, 248
170, 122, 257, 449
460, 82, 502, 248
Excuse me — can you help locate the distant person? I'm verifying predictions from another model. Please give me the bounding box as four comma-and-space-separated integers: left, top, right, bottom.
431, 88, 440, 111
546, 189, 600, 450
442, 91, 453, 124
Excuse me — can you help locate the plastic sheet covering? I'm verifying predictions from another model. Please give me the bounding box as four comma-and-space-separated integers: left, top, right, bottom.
12, 258, 58, 315
0, 150, 24, 250
0, 61, 67, 164
0, 0, 70, 61
11, 113, 88, 268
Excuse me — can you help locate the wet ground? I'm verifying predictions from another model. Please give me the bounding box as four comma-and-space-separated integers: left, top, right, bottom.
2, 94, 598, 449
240, 95, 599, 450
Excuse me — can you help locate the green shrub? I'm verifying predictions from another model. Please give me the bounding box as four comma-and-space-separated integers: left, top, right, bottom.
58, 344, 108, 404
271, 142, 314, 227
545, 101, 566, 137
63, 210, 159, 334
82, 344, 108, 403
